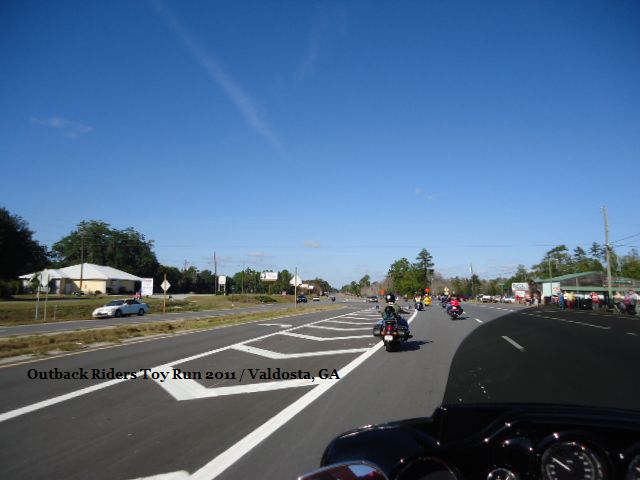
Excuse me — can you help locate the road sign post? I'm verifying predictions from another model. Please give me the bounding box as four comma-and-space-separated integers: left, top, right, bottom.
161, 274, 171, 313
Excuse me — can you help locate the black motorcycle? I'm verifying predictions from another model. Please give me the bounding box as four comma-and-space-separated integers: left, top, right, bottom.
373, 307, 411, 352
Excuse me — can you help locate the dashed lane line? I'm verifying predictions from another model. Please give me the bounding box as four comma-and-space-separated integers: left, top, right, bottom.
501, 335, 526, 352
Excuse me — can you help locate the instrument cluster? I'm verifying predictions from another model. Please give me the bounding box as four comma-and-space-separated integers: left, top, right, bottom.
413, 407, 640, 480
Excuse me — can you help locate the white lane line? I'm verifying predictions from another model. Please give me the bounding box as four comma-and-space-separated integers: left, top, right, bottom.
0, 309, 371, 424
627, 332, 638, 336
279, 332, 371, 341
231, 344, 368, 359
189, 309, 418, 480
158, 374, 316, 401
322, 320, 372, 325
501, 335, 526, 352
307, 325, 372, 331
258, 323, 292, 328
0, 378, 127, 423
132, 471, 190, 480
475, 318, 483, 324
554, 318, 611, 330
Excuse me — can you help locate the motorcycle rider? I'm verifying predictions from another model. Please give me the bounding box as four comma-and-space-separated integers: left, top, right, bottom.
447, 295, 463, 315
378, 293, 411, 338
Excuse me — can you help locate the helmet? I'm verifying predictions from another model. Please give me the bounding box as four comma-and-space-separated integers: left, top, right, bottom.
385, 293, 396, 304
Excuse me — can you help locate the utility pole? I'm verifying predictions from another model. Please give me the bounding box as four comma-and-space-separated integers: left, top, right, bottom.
213, 251, 218, 294
603, 206, 613, 307
79, 228, 85, 294
294, 267, 298, 309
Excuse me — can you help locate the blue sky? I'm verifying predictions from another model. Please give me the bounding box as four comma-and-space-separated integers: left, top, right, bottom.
2, 0, 639, 287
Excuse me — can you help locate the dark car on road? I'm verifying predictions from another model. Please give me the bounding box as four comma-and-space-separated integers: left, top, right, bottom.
296, 294, 307, 303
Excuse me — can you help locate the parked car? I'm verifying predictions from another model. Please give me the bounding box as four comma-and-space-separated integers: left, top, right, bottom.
312, 296, 320, 301
367, 296, 379, 303
480, 294, 492, 303
92, 299, 150, 318
296, 294, 308, 303
502, 296, 516, 303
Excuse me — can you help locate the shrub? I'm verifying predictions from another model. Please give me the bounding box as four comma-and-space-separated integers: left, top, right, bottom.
256, 295, 277, 303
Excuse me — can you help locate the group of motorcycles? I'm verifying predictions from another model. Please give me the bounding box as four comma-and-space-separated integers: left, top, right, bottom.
372, 294, 466, 352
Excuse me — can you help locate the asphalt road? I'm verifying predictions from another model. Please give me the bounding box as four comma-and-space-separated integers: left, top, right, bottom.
0, 301, 637, 479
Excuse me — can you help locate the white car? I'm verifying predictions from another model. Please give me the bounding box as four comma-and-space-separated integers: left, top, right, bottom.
92, 299, 150, 318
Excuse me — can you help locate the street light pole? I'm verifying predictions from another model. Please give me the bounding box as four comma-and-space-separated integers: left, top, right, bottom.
603, 206, 613, 307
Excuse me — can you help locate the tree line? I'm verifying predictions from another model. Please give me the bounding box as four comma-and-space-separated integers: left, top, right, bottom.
340, 243, 640, 299
0, 208, 334, 296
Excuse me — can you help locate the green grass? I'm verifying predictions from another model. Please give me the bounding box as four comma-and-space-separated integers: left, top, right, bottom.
0, 294, 295, 326
0, 304, 341, 360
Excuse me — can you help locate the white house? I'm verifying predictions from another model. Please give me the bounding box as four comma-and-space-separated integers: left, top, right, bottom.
20, 263, 144, 294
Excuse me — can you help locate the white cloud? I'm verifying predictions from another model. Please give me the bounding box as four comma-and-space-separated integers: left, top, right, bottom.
151, 0, 282, 152
31, 117, 93, 138
414, 187, 423, 195
304, 240, 321, 249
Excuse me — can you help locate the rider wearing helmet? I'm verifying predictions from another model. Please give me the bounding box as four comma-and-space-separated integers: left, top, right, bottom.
379, 293, 411, 337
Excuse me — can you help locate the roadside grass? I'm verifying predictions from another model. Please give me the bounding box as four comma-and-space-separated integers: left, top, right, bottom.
0, 294, 294, 326
0, 304, 341, 360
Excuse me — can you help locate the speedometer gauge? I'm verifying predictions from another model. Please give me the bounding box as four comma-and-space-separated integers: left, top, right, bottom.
541, 442, 604, 480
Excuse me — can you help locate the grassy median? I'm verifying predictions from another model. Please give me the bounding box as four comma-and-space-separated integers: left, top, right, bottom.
0, 294, 294, 326
0, 304, 342, 360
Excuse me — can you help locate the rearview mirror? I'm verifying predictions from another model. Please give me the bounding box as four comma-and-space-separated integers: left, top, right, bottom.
298, 461, 388, 480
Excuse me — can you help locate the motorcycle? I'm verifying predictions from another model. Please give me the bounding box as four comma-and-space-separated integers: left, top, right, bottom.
380, 318, 410, 352
373, 307, 411, 352
414, 301, 424, 311
448, 305, 462, 319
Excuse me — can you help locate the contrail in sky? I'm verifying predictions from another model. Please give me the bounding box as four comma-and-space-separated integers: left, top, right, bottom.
150, 0, 282, 152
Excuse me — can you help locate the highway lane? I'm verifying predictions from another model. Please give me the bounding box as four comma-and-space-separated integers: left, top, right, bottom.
445, 303, 640, 410
1, 301, 635, 479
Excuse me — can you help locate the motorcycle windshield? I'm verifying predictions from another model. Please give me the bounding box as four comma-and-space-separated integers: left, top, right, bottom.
441, 308, 640, 412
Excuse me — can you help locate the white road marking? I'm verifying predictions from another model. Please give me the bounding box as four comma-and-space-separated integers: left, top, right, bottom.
501, 335, 526, 352
131, 471, 190, 480
258, 323, 292, 328
627, 332, 638, 336
307, 325, 372, 331
0, 378, 127, 423
475, 318, 483, 323
322, 320, 372, 325
157, 374, 315, 401
554, 318, 610, 330
189, 309, 418, 480
279, 332, 371, 341
231, 344, 368, 359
